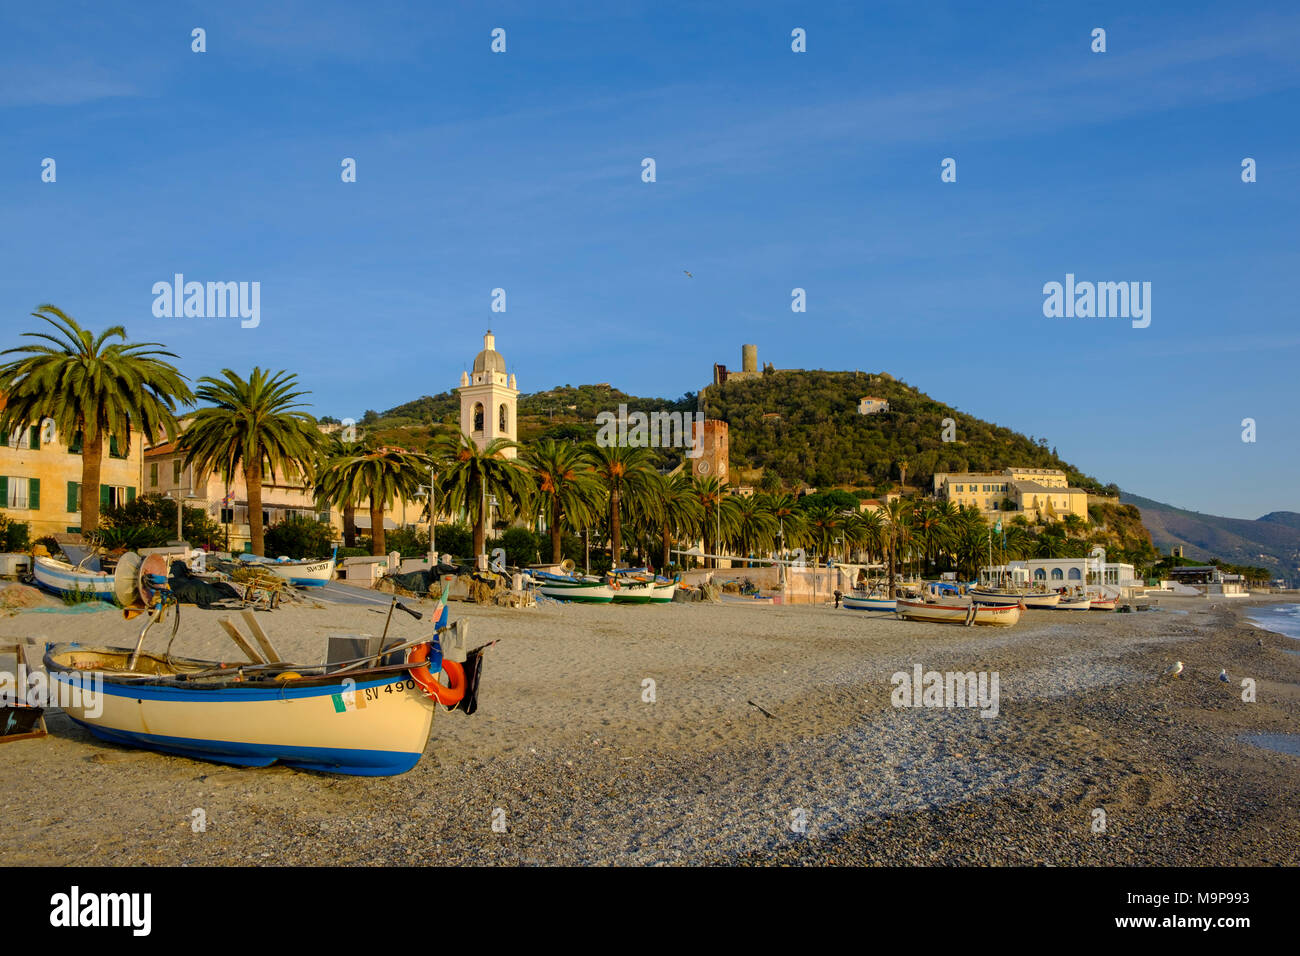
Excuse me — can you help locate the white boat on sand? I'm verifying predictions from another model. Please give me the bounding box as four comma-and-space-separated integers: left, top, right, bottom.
897, 598, 1021, 627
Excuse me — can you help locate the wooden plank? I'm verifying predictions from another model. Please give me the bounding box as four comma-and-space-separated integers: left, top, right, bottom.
240, 610, 282, 663
218, 617, 265, 664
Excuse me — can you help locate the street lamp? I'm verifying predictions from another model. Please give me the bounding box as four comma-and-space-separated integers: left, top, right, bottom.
416, 464, 437, 566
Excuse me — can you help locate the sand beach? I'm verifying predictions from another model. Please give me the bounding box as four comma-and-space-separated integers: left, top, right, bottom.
1, 589, 1297, 866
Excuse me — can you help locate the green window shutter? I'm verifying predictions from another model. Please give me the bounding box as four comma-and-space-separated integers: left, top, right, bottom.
127, 486, 136, 503
100, 485, 111, 509
69, 431, 83, 455
29, 478, 39, 510
67, 481, 78, 512
109, 435, 119, 458
0, 476, 7, 509
29, 425, 39, 450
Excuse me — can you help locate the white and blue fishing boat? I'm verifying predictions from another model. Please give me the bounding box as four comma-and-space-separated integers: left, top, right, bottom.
43, 583, 483, 776
30, 556, 117, 601
240, 550, 336, 588
527, 569, 615, 603
842, 589, 896, 612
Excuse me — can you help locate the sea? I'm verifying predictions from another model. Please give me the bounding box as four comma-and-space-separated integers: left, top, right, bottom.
1245, 603, 1300, 641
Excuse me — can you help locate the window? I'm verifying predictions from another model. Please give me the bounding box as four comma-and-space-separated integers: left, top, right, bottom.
1051, 568, 1064, 580
68, 431, 83, 455
6, 429, 28, 450
1, 477, 37, 509
499, 403, 508, 432
220, 508, 234, 524
1068, 568, 1082, 580
1034, 569, 1046, 580
150, 463, 159, 487
109, 435, 128, 459
473, 403, 484, 432
173, 460, 182, 484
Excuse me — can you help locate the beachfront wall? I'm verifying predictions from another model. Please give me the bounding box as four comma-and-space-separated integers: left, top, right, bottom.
680, 564, 863, 604
0, 423, 143, 537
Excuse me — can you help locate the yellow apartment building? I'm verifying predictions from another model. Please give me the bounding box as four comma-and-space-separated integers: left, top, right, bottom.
0, 418, 144, 538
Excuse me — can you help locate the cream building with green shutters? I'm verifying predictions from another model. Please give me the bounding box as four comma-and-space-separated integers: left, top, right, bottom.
0, 419, 142, 537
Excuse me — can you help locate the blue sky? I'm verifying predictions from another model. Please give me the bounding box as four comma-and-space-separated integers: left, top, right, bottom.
1, 1, 1296, 518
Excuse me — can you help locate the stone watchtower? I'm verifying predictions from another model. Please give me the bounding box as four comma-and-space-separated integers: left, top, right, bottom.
458, 330, 519, 458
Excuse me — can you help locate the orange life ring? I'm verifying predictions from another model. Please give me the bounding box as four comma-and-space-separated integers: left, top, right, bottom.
407, 642, 466, 706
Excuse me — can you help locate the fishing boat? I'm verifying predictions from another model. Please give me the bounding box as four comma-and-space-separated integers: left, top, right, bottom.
608, 569, 678, 604
242, 553, 336, 588
527, 570, 615, 603
842, 589, 896, 612
968, 586, 1061, 609
1088, 595, 1118, 611
44, 573, 481, 776
1055, 595, 1092, 610
30, 556, 117, 601
896, 598, 1022, 627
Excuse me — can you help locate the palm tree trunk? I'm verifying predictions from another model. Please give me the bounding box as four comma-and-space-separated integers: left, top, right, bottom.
370, 499, 386, 555
343, 503, 357, 548
247, 463, 265, 556
80, 432, 104, 533
610, 486, 622, 565
550, 496, 563, 563
661, 527, 672, 571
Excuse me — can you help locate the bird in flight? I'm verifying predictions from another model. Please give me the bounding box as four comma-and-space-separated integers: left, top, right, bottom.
683, 270, 693, 278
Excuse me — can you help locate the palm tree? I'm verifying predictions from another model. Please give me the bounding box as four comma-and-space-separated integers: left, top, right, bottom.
433, 431, 532, 561
801, 504, 846, 565
0, 306, 193, 532
317, 449, 429, 555
586, 444, 655, 565
315, 430, 372, 547
762, 492, 805, 562
688, 476, 744, 569
848, 507, 886, 565
179, 368, 322, 556
881, 498, 912, 598
732, 494, 778, 566
522, 439, 602, 563
643, 472, 702, 571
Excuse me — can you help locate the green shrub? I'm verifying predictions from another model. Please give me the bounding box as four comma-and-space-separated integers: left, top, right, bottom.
264, 516, 335, 559
0, 515, 30, 552
495, 527, 541, 568
103, 493, 224, 548
90, 525, 171, 550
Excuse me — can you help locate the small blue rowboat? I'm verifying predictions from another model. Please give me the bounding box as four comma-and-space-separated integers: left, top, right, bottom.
842, 591, 896, 611
30, 556, 117, 601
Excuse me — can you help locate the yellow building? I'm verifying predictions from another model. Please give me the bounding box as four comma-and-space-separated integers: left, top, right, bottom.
932, 468, 1088, 524
0, 417, 144, 537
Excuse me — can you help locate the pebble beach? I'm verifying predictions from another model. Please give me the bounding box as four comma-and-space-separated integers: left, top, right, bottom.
2, 590, 1297, 866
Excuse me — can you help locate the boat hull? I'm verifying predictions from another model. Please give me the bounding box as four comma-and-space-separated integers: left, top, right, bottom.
611, 581, 676, 604
1055, 599, 1092, 610
535, 582, 614, 603
897, 599, 1021, 627
970, 588, 1060, 609
31, 557, 116, 601
47, 649, 435, 776
843, 595, 896, 611
264, 558, 335, 588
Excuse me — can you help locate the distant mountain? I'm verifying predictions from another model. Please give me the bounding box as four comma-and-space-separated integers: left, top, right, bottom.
1120, 493, 1300, 578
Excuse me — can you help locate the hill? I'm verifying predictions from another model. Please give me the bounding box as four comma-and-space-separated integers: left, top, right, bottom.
702, 370, 1113, 495
1120, 492, 1300, 580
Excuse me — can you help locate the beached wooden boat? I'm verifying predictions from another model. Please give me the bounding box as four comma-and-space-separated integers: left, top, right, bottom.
896, 598, 1021, 627
1088, 595, 1118, 611
969, 586, 1060, 609
44, 643, 440, 775
30, 556, 117, 601
255, 556, 336, 588
1055, 596, 1092, 610
528, 571, 614, 603
609, 571, 677, 604
843, 591, 896, 612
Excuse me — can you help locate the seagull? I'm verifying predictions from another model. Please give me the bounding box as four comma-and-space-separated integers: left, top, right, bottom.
1164, 661, 1184, 678
1219, 669, 1230, 683
683, 270, 693, 278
